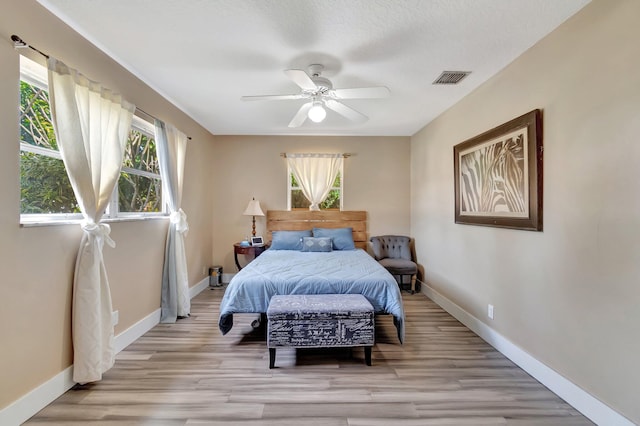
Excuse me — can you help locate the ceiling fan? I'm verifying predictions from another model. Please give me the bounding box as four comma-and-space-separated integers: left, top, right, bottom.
241, 64, 390, 128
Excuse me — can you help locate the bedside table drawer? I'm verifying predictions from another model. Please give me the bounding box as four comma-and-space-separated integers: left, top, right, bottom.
233, 243, 268, 270
235, 246, 252, 255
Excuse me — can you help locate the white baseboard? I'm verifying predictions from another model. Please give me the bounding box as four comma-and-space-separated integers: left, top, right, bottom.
190, 276, 210, 299
420, 281, 634, 426
113, 307, 161, 354
0, 277, 210, 426
0, 365, 75, 426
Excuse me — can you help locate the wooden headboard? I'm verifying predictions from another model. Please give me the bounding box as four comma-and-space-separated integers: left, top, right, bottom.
266, 210, 368, 249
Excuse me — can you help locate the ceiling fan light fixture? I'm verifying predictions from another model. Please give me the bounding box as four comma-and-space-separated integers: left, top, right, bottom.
243, 65, 390, 127
308, 102, 326, 123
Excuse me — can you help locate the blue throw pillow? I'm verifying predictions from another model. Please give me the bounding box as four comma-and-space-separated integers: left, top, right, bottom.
270, 230, 312, 250
312, 227, 355, 250
300, 237, 333, 252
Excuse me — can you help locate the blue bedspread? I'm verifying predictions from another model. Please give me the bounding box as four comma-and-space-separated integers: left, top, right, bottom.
219, 249, 405, 343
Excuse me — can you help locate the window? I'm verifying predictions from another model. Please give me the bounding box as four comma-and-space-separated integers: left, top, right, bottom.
115, 117, 163, 215
19, 55, 164, 223
287, 166, 343, 210
19, 55, 79, 217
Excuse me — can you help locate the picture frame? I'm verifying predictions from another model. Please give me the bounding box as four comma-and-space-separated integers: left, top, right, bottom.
453, 109, 543, 231
251, 236, 264, 246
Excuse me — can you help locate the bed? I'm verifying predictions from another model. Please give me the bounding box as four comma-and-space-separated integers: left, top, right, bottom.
218, 210, 405, 343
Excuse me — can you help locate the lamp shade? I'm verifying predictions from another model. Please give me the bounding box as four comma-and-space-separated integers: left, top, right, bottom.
243, 198, 264, 216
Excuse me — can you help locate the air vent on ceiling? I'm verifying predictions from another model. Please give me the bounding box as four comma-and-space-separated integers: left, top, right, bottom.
432, 71, 471, 85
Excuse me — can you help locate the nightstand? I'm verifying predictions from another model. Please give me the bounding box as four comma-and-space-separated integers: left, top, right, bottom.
234, 243, 268, 270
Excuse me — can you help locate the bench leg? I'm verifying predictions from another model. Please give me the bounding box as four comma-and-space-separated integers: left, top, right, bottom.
269, 348, 276, 369
252, 313, 267, 329
364, 346, 372, 366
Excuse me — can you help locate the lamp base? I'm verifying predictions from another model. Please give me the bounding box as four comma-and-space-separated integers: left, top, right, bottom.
251, 215, 257, 237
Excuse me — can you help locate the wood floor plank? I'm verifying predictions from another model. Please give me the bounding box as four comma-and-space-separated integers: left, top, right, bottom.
24, 287, 593, 425
187, 419, 348, 426
348, 418, 508, 425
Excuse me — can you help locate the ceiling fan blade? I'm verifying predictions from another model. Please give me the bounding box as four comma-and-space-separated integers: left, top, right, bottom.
331, 86, 390, 99
241, 94, 304, 101
284, 69, 318, 91
288, 102, 313, 128
325, 99, 368, 123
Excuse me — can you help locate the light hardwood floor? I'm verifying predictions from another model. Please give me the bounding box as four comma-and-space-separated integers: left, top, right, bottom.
25, 287, 593, 425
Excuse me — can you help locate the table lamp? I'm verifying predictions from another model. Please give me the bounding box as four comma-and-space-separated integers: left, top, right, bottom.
243, 198, 264, 237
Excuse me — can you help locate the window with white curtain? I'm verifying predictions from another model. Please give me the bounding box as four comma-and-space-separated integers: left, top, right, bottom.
114, 117, 163, 215
287, 164, 343, 210
19, 55, 164, 224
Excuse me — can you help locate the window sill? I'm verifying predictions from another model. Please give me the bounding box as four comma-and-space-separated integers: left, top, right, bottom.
20, 214, 169, 228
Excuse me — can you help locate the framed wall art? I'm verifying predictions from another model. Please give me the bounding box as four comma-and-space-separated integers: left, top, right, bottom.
453, 109, 543, 231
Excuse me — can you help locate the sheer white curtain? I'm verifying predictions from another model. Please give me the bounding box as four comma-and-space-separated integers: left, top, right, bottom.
155, 121, 190, 323
287, 153, 343, 211
47, 57, 135, 383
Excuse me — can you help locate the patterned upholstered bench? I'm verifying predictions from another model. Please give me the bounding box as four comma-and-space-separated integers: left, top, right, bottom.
267, 294, 375, 368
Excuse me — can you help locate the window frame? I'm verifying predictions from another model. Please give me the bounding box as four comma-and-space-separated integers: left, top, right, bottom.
106, 115, 166, 219
18, 55, 167, 226
287, 163, 344, 211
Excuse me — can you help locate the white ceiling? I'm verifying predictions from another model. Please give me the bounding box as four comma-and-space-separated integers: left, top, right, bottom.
37, 0, 590, 136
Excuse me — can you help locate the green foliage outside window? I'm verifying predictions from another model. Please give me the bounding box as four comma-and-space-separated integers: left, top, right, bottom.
20, 81, 56, 149
19, 80, 79, 214
20, 152, 80, 214
290, 173, 341, 210
118, 173, 162, 213
19, 78, 162, 215
118, 129, 162, 213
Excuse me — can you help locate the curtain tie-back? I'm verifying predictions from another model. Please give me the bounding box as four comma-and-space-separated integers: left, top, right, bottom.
81, 220, 116, 248
170, 209, 189, 236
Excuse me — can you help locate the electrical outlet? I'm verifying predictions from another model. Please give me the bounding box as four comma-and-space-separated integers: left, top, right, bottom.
111, 310, 119, 326
487, 304, 494, 320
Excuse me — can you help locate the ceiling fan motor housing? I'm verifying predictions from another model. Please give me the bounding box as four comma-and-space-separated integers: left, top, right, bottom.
310, 76, 332, 93
307, 64, 332, 93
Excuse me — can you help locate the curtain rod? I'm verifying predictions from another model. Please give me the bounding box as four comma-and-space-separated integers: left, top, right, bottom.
11, 34, 192, 140
11, 34, 49, 59
281, 153, 352, 158
135, 108, 192, 140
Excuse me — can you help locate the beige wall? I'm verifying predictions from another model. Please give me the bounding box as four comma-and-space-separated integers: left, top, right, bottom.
7, 0, 632, 421
211, 135, 411, 273
0, 0, 214, 410
410, 0, 640, 422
